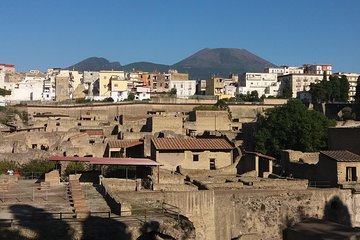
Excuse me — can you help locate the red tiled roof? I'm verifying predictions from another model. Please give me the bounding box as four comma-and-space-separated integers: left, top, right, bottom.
320, 151, 360, 162
151, 138, 233, 150
108, 140, 143, 149
83, 129, 103, 136
48, 156, 161, 166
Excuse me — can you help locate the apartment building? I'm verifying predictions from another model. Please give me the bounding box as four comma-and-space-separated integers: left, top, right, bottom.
237, 72, 279, 97
265, 66, 304, 75
98, 70, 126, 99
303, 64, 332, 75
278, 74, 324, 98
170, 80, 196, 98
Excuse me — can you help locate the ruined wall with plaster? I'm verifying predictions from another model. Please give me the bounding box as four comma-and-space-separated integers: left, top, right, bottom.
214, 189, 360, 240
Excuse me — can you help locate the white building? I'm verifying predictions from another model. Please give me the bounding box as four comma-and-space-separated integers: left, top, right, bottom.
237, 72, 279, 97
170, 80, 196, 98
224, 85, 237, 97
3, 74, 45, 102
43, 68, 60, 101
135, 87, 150, 101
265, 66, 304, 75
0, 64, 15, 73
278, 74, 324, 98
304, 64, 332, 75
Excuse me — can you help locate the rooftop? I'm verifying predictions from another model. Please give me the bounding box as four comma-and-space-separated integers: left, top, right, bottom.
320, 150, 360, 162
48, 156, 161, 166
151, 137, 233, 151
108, 140, 143, 149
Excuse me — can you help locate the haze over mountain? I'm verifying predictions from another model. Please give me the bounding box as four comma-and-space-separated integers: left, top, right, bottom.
66, 48, 276, 79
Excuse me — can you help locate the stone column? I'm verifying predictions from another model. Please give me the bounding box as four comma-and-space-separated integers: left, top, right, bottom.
269, 160, 273, 174
255, 155, 259, 177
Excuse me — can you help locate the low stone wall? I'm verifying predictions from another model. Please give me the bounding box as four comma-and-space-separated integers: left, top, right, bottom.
102, 178, 139, 192
239, 177, 309, 190
153, 183, 197, 191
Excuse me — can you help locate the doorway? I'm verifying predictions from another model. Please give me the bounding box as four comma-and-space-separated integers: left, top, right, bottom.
346, 167, 357, 182
210, 159, 216, 170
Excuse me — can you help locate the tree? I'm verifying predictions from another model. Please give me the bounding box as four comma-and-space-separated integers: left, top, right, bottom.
127, 92, 135, 101
282, 81, 293, 98
254, 99, 336, 156
309, 75, 349, 103
355, 76, 360, 104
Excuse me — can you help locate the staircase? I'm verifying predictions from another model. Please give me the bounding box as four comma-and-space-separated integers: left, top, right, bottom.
82, 184, 111, 214
68, 177, 90, 218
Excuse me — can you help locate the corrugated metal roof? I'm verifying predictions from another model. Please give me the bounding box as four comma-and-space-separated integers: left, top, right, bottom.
108, 140, 142, 149
48, 156, 161, 166
321, 151, 360, 162
151, 137, 233, 150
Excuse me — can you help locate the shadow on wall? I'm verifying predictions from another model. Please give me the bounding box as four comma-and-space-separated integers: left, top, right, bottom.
323, 195, 352, 227
283, 195, 353, 240
137, 221, 175, 240
81, 215, 132, 240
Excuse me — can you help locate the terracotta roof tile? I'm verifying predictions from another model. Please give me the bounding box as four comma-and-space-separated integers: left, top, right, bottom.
83, 129, 104, 136
320, 151, 360, 162
108, 140, 143, 149
152, 138, 233, 150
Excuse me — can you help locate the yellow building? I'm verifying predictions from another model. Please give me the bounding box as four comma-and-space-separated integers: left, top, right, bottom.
99, 71, 125, 97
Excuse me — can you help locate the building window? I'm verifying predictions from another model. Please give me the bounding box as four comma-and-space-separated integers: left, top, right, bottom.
56, 122, 60, 126
193, 154, 199, 162
114, 84, 118, 87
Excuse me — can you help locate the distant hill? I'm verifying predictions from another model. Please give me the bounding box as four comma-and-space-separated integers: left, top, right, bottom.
172, 48, 276, 79
66, 57, 122, 71
121, 62, 170, 73
65, 48, 276, 79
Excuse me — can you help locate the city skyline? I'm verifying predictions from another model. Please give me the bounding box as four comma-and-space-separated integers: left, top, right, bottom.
1, 0, 359, 73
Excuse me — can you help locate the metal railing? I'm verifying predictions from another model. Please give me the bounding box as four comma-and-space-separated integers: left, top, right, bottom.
308, 181, 332, 188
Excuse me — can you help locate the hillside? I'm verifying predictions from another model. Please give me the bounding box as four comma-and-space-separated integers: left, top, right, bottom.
121, 62, 170, 73
66, 57, 122, 71
65, 48, 276, 79
172, 48, 276, 79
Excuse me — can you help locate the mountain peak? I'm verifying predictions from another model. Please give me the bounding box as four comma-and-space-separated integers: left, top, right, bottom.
66, 57, 121, 71
172, 48, 276, 79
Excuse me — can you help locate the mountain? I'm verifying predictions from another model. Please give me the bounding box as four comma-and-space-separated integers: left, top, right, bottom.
172, 48, 276, 79
66, 57, 122, 71
65, 48, 276, 79
121, 62, 170, 73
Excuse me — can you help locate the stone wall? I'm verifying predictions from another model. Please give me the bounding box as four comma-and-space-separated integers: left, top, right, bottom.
214, 189, 360, 240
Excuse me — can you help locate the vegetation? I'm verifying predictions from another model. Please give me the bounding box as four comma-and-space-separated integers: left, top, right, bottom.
0, 159, 55, 178
0, 88, 11, 96
309, 75, 349, 103
254, 99, 336, 157
127, 92, 135, 101
235, 91, 263, 102
0, 160, 19, 174
19, 159, 56, 178
193, 99, 229, 111
65, 162, 86, 175
169, 88, 177, 96
282, 81, 293, 98
102, 97, 114, 102
353, 76, 360, 119
75, 98, 92, 104
340, 107, 354, 121
0, 106, 28, 125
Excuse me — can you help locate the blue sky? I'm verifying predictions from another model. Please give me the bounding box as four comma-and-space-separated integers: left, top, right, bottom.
1, 0, 359, 72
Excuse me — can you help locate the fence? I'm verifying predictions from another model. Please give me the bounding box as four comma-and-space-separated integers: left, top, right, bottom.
308, 181, 332, 188
0, 204, 182, 229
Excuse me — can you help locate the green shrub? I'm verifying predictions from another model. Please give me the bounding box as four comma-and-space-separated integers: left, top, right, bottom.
19, 159, 55, 178
65, 162, 86, 175
0, 160, 19, 174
